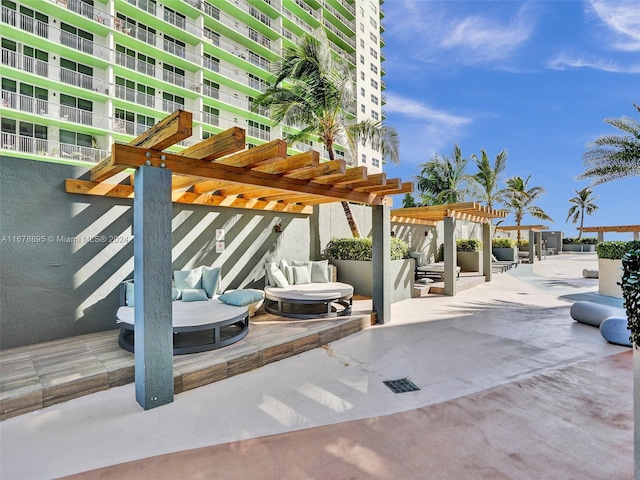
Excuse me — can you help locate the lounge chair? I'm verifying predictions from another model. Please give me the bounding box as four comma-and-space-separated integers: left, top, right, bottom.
415, 262, 461, 281
491, 254, 518, 271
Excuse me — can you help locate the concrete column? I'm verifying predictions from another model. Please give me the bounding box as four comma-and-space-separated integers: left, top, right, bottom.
528, 231, 535, 264
635, 348, 640, 480
482, 222, 492, 283
634, 232, 639, 241
134, 166, 174, 410
597, 232, 604, 243
537, 232, 542, 261
372, 205, 391, 324
444, 216, 457, 296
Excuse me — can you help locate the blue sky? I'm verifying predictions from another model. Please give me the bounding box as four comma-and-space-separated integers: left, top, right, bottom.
381, 0, 639, 240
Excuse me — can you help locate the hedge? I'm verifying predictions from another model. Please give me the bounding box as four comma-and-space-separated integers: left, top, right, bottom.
323, 237, 410, 261
492, 238, 516, 248
563, 237, 598, 245
596, 240, 640, 260
456, 239, 483, 252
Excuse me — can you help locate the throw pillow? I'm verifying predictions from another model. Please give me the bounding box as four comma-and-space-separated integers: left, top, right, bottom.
174, 267, 203, 290
409, 251, 427, 267
181, 288, 209, 302
310, 260, 329, 283
202, 266, 221, 298
172, 287, 181, 301
292, 260, 312, 276
125, 281, 134, 307
293, 265, 311, 284
265, 261, 275, 286
269, 263, 289, 288
218, 289, 265, 307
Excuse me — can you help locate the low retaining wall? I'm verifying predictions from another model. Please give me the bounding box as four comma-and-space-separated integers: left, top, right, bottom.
598, 258, 623, 298
332, 259, 414, 304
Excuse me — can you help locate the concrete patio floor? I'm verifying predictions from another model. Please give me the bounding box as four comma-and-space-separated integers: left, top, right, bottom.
0, 253, 633, 479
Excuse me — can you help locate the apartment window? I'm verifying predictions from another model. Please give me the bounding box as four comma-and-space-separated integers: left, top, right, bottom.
248, 74, 268, 93
1, 119, 47, 152
359, 6, 364, 16
249, 96, 269, 117
61, 23, 93, 54
115, 76, 155, 107
371, 94, 378, 105
371, 110, 379, 120
370, 63, 378, 74
249, 28, 270, 48
360, 39, 365, 48
60, 58, 92, 89
372, 157, 380, 168
163, 64, 185, 88
369, 17, 377, 28
361, 153, 366, 164
164, 6, 186, 29
162, 92, 184, 113
17, 5, 48, 38
60, 94, 93, 125
247, 120, 270, 141
115, 44, 155, 75
60, 129, 92, 147
203, 53, 219, 72
360, 71, 365, 80
248, 5, 271, 27
204, 27, 220, 46
202, 79, 219, 99
370, 32, 377, 43
248, 51, 270, 71
3, 80, 47, 114
164, 35, 186, 58
360, 55, 365, 65
360, 87, 365, 97
360, 23, 364, 33
203, 105, 219, 126
369, 1, 377, 13
202, 130, 215, 140
370, 78, 378, 89
360, 104, 365, 113
370, 47, 378, 59
115, 14, 156, 45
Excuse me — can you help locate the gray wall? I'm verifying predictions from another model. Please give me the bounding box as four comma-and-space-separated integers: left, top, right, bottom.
1, 157, 370, 349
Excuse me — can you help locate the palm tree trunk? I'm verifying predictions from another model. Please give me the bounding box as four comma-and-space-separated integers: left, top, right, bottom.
326, 141, 361, 238
341, 201, 361, 238
578, 206, 584, 240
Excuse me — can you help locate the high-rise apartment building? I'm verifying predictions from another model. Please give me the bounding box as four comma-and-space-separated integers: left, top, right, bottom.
0, 0, 386, 172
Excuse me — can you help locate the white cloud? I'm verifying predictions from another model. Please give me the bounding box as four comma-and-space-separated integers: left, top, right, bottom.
547, 53, 640, 73
587, 0, 640, 51
384, 93, 471, 128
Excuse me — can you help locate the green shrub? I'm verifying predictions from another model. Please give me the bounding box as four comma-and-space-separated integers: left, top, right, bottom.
563, 236, 597, 245
596, 241, 640, 260
456, 239, 483, 252
619, 250, 640, 348
323, 237, 409, 261
492, 238, 516, 248
437, 243, 444, 262
517, 239, 529, 247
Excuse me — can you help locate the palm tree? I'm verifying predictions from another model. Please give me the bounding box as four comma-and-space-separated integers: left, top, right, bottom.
252, 31, 400, 237
470, 148, 508, 209
579, 103, 640, 185
402, 193, 417, 208
415, 144, 470, 206
565, 187, 599, 239
504, 175, 553, 241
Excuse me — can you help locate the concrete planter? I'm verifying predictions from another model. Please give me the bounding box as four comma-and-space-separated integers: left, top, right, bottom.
562, 244, 596, 253
331, 259, 414, 304
598, 258, 623, 298
457, 251, 483, 274
492, 247, 518, 262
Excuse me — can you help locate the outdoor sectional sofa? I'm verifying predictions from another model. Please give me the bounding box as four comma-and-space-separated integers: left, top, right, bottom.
263, 259, 353, 319
117, 266, 264, 354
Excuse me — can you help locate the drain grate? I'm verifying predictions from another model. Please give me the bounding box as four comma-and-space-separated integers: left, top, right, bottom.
383, 378, 420, 394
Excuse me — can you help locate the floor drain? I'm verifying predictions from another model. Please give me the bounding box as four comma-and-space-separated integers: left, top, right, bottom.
383, 378, 420, 394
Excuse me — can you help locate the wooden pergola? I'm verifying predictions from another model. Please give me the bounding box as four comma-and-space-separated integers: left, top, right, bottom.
64, 110, 411, 410
497, 225, 549, 262
578, 225, 640, 242
391, 202, 507, 296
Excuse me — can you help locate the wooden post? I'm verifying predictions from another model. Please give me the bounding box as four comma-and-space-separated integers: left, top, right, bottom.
134, 165, 174, 410
528, 231, 535, 264
372, 205, 390, 324
444, 216, 457, 296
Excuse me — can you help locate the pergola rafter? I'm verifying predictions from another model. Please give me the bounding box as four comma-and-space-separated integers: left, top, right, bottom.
66, 110, 410, 210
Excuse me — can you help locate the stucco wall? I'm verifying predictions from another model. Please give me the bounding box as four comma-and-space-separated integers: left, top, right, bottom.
0, 157, 331, 348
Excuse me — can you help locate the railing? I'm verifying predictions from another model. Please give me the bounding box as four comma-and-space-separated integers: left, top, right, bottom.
114, 85, 156, 108
201, 112, 220, 126
162, 70, 186, 88
1, 6, 49, 37
281, 8, 314, 35
201, 84, 219, 99
162, 99, 184, 114
60, 31, 94, 55
1, 89, 111, 130
0, 133, 107, 163
115, 19, 157, 47
202, 57, 220, 72
321, 0, 355, 31
113, 119, 152, 136
163, 39, 186, 59
293, 0, 319, 19
125, 0, 157, 15
248, 53, 270, 71
59, 66, 110, 94
322, 18, 356, 50
164, 8, 185, 30
1, 49, 49, 77
248, 126, 270, 141
115, 51, 156, 76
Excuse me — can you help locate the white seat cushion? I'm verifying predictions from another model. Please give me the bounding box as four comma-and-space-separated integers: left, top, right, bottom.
264, 282, 353, 301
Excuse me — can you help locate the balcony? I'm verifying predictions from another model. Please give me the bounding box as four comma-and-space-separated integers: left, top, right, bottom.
1, 6, 49, 37
281, 6, 314, 34
201, 112, 220, 127
125, 0, 157, 15
113, 119, 152, 136
162, 99, 184, 114
115, 85, 156, 108
115, 19, 157, 47
293, 0, 319, 19
248, 126, 270, 141
0, 133, 107, 163
322, 18, 356, 50
1, 90, 112, 130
